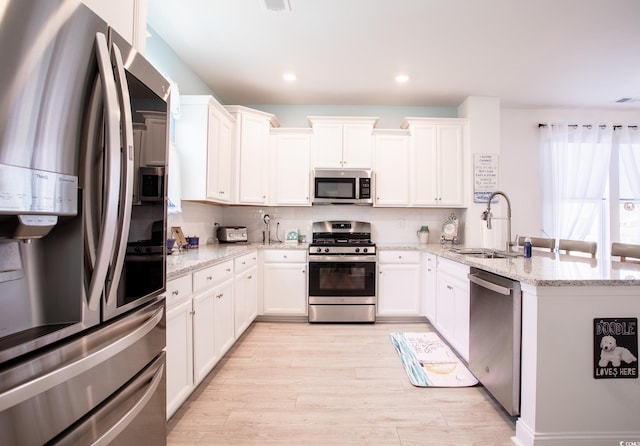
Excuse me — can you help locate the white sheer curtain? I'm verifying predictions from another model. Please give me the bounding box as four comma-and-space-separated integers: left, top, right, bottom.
614, 126, 640, 244
540, 123, 612, 243
615, 126, 640, 200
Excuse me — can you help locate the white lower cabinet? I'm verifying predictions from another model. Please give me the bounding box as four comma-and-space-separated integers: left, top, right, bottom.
434, 257, 470, 361
234, 251, 258, 337
262, 250, 307, 315
166, 251, 259, 419
165, 275, 194, 419
424, 252, 438, 322
192, 290, 217, 385
213, 279, 235, 357
191, 260, 234, 382
377, 250, 421, 316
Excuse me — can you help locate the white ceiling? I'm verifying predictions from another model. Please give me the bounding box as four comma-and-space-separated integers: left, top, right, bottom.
147, 0, 640, 109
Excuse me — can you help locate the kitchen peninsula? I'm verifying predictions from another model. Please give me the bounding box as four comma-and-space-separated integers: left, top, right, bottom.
166, 243, 640, 446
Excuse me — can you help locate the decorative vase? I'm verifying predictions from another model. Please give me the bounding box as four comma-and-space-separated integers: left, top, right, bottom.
417, 226, 430, 244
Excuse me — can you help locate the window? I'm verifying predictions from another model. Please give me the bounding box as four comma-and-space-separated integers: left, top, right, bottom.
540, 124, 639, 256
615, 126, 640, 244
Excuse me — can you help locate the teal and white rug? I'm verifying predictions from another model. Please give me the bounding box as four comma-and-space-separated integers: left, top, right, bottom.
390, 332, 478, 387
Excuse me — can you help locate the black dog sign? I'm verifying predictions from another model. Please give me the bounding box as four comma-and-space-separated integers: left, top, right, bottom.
593, 318, 638, 379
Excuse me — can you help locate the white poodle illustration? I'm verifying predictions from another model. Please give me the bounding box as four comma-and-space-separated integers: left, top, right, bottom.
599, 335, 637, 367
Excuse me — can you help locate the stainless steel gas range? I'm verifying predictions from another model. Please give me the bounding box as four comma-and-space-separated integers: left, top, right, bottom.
308, 221, 377, 323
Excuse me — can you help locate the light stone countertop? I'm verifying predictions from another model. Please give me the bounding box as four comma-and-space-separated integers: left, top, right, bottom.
376, 243, 640, 287
166, 242, 308, 280
167, 241, 640, 287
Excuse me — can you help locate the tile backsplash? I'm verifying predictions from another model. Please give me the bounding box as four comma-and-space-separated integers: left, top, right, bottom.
170, 201, 468, 245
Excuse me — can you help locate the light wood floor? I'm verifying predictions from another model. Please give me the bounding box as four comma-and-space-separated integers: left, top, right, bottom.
167, 321, 516, 445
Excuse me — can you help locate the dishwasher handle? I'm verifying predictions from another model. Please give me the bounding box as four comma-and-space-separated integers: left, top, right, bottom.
468, 272, 513, 296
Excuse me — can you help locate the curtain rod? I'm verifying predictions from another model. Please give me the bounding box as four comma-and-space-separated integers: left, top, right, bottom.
538, 124, 638, 130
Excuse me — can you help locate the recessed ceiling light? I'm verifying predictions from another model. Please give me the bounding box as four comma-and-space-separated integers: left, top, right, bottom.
283, 72, 297, 82
395, 74, 410, 83
262, 0, 291, 12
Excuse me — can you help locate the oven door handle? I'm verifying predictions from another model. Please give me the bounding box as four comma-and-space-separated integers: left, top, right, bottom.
309, 255, 376, 262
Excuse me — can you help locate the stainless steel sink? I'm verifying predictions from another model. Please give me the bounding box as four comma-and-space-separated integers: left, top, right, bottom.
467, 252, 510, 259
450, 248, 522, 259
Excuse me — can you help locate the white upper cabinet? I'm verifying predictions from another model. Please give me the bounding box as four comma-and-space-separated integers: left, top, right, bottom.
81, 0, 147, 52
176, 95, 235, 203
269, 129, 312, 206
308, 117, 378, 169
226, 106, 279, 205
402, 118, 467, 207
373, 130, 410, 206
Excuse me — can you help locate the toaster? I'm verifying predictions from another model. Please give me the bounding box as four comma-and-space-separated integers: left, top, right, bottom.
217, 226, 248, 243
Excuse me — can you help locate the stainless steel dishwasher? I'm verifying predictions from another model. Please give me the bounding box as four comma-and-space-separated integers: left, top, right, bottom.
468, 268, 522, 416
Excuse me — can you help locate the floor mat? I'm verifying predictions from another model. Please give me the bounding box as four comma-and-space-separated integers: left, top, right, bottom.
390, 332, 478, 387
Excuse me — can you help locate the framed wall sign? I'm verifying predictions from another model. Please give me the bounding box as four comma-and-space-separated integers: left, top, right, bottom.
473, 153, 499, 203
593, 318, 638, 379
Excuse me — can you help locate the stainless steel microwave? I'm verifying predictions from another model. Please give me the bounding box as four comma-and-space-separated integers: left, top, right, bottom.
312, 169, 373, 205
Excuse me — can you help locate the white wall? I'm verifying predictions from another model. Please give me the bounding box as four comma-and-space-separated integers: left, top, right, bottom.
145, 26, 214, 96
500, 107, 640, 240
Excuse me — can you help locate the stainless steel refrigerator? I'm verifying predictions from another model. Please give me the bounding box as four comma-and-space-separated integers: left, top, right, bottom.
0, 1, 170, 444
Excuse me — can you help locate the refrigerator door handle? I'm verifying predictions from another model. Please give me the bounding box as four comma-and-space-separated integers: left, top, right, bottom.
0, 305, 163, 412
86, 32, 122, 312
105, 42, 135, 307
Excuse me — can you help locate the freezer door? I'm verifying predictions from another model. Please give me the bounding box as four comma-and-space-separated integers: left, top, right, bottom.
0, 299, 165, 446
54, 353, 167, 446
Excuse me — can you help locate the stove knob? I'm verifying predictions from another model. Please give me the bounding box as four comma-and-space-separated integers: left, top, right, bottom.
145, 247, 152, 254
363, 248, 368, 253
316, 247, 322, 253
355, 247, 360, 253
324, 248, 330, 253
134, 246, 142, 253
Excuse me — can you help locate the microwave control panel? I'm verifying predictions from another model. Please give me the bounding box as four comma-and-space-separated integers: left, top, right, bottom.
359, 178, 371, 199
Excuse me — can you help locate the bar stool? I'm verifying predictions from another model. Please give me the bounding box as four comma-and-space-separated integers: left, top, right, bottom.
517, 236, 555, 252
558, 239, 597, 258
611, 242, 640, 263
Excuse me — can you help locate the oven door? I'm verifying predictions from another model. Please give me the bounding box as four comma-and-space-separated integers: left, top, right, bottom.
308, 256, 376, 304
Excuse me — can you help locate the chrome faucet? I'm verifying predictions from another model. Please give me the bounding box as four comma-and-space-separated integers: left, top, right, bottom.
484, 191, 513, 253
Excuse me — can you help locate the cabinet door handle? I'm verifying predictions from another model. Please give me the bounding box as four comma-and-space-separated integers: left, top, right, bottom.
206, 276, 212, 281
247, 275, 253, 280
190, 310, 195, 316
216, 293, 223, 299
447, 285, 453, 290
226, 268, 231, 272
172, 290, 179, 296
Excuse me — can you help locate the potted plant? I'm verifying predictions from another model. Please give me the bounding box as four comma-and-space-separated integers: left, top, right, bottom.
417, 225, 429, 244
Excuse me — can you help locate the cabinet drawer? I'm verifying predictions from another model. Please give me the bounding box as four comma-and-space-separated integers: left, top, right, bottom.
166, 274, 193, 309
263, 250, 307, 263
378, 250, 421, 264
437, 257, 470, 280
193, 260, 234, 292
234, 250, 258, 273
